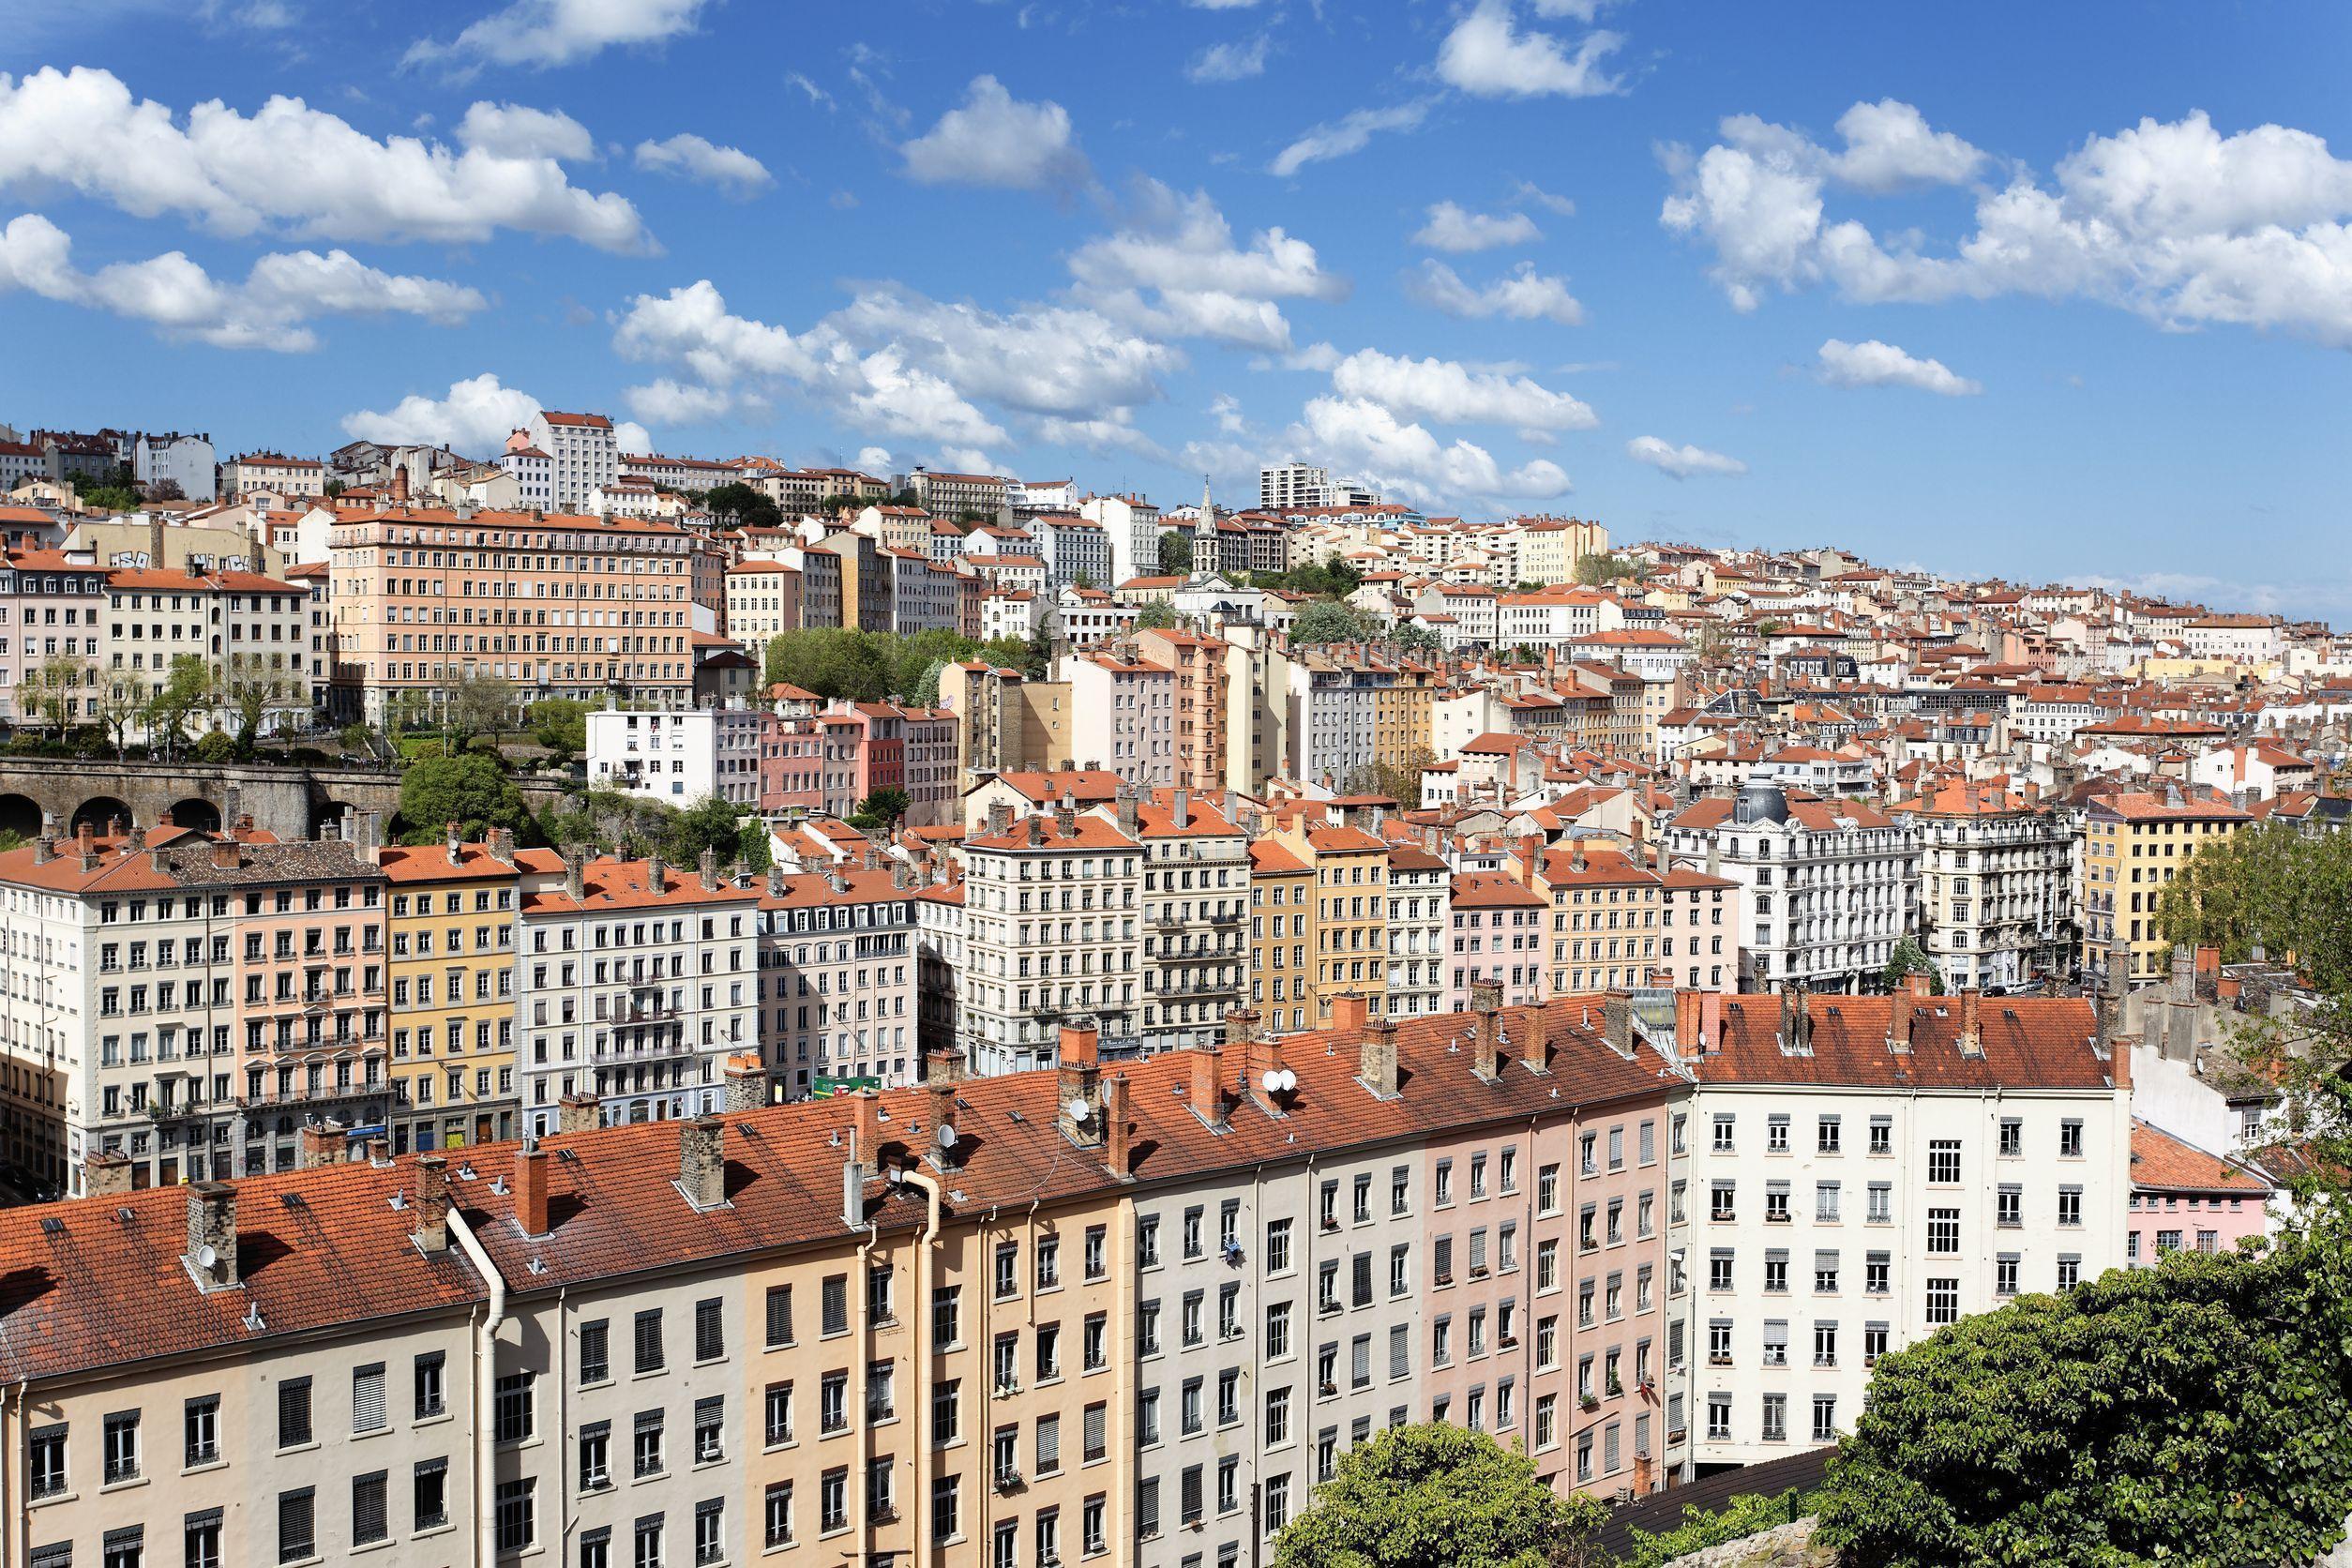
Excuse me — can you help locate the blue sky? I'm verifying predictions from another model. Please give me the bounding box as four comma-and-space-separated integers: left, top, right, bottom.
3, 2, 2348, 616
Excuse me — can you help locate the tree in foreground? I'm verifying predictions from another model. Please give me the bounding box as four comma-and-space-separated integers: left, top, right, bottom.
397, 754, 533, 843
1817, 1229, 2352, 1567
1270, 1423, 1602, 1568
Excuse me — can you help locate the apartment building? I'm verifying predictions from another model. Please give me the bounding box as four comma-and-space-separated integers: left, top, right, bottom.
1384, 842, 1449, 1019
1248, 836, 1315, 1035
1895, 778, 2073, 992
104, 566, 311, 739
1673, 986, 2130, 1470
1067, 647, 1174, 788
1260, 460, 1334, 510
1663, 783, 1918, 993
0, 546, 107, 726
1033, 514, 1113, 592
219, 450, 324, 500
379, 829, 523, 1154
0, 988, 1730, 1568
960, 801, 1144, 1075
1136, 626, 1231, 794
757, 861, 919, 1096
1534, 841, 1666, 997
1448, 870, 1549, 1009
587, 702, 769, 807
517, 851, 761, 1136
2079, 784, 2251, 983
906, 468, 1009, 523
1659, 866, 1740, 993
725, 559, 802, 641
529, 408, 621, 510
1134, 790, 1249, 1054
1275, 820, 1389, 1027
1079, 491, 1162, 588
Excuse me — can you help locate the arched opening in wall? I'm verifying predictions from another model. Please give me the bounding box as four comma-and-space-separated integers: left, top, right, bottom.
311, 800, 358, 839
0, 793, 41, 841
167, 797, 221, 834
69, 795, 133, 837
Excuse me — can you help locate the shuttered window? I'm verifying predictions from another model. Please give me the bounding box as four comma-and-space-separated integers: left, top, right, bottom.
1083, 1402, 1107, 1463
695, 1298, 724, 1363
765, 1286, 793, 1348
353, 1470, 389, 1546
277, 1487, 315, 1564
634, 1309, 665, 1374
352, 1364, 386, 1434
278, 1379, 312, 1448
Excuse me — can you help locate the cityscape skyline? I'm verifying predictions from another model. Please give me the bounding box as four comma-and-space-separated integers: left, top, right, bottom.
2, 2, 2347, 616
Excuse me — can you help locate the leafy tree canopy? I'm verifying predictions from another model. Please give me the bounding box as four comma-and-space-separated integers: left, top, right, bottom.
762, 626, 1003, 704
1571, 552, 1639, 586
665, 795, 749, 867
396, 754, 533, 844
526, 698, 589, 757
1136, 600, 1179, 630
2157, 821, 2352, 993
1157, 532, 1193, 576
702, 482, 782, 530
1270, 1423, 1602, 1568
1880, 935, 1946, 994
1292, 599, 1369, 646
848, 786, 910, 834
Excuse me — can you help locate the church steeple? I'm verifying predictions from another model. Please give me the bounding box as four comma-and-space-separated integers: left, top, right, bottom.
1195, 475, 1215, 544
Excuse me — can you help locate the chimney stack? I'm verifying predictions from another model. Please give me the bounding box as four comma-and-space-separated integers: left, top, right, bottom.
1779, 988, 1811, 1054
678, 1116, 727, 1210
1105, 1073, 1135, 1179
186, 1181, 240, 1289
489, 826, 516, 866
925, 1070, 959, 1168
647, 852, 668, 895
558, 1093, 601, 1135
1247, 1031, 1291, 1116
1523, 1000, 1553, 1072
1889, 986, 1918, 1055
296, 1120, 343, 1168
988, 801, 1014, 837
515, 1140, 550, 1236
84, 1150, 133, 1199
1601, 990, 1636, 1059
723, 1052, 768, 1112
563, 852, 585, 901
1056, 1024, 1104, 1147
445, 820, 462, 866
1358, 1013, 1399, 1099
700, 848, 720, 892
1190, 1045, 1229, 1130
1957, 988, 1983, 1057
852, 1090, 884, 1171
1470, 982, 1503, 1079
1327, 994, 1367, 1033
413, 1155, 452, 1254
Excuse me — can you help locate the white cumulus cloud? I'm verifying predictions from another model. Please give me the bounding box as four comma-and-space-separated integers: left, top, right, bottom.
0, 212, 484, 352
900, 76, 1089, 190
1626, 435, 1746, 477
1816, 338, 1983, 395
340, 371, 547, 451
1187, 36, 1269, 83
635, 133, 774, 198
1411, 201, 1541, 252
1269, 100, 1433, 178
407, 0, 709, 72
1331, 348, 1596, 431
1436, 0, 1623, 99
1289, 395, 1572, 507
454, 100, 595, 160
0, 67, 649, 251
1404, 259, 1585, 325
1070, 177, 1348, 351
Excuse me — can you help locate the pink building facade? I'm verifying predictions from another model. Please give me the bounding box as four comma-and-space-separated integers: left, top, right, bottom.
2125, 1119, 2271, 1265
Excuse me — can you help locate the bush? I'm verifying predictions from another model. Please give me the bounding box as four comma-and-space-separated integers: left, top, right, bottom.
194, 730, 237, 762
1623, 1490, 1809, 1568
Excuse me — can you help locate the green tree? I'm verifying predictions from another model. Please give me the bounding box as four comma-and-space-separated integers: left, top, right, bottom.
1342, 747, 1433, 807
90, 671, 145, 760
1135, 600, 1179, 630
1157, 532, 1193, 576
525, 698, 589, 760
1071, 570, 1095, 591
1572, 552, 1637, 586
849, 786, 910, 834
1690, 621, 1730, 663
15, 652, 87, 736
444, 670, 519, 750
1879, 935, 1945, 994
1020, 623, 1054, 680
738, 817, 775, 874
194, 729, 237, 762
702, 482, 783, 530
1623, 1491, 1810, 1568
1389, 622, 1444, 655
215, 651, 295, 759
665, 795, 748, 866
143, 655, 214, 754
2156, 821, 2352, 990
1291, 599, 1365, 646
396, 754, 532, 843
1816, 1233, 2352, 1567
763, 627, 895, 701
1270, 1423, 1603, 1568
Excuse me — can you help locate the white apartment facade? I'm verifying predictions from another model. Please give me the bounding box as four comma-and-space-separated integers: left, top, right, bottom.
586, 704, 767, 807
528, 410, 620, 511
1897, 781, 2073, 992
959, 805, 1143, 1076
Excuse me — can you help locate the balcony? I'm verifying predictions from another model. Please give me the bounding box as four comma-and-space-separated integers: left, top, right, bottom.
237, 1078, 401, 1111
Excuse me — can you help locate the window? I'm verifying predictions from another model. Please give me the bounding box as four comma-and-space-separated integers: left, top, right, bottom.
2058, 1186, 2084, 1227
494, 1373, 535, 1444
415, 1459, 449, 1531
822, 1274, 850, 1336
1711, 1113, 1734, 1153
1997, 1184, 2023, 1228
696, 1500, 726, 1565
279, 1486, 316, 1564
764, 1484, 795, 1548
1813, 1320, 1838, 1366
1926, 1278, 1960, 1325
580, 1320, 611, 1384
415, 1352, 447, 1419
634, 1515, 663, 1568
1767, 1114, 1789, 1153
1759, 1319, 1786, 1366
696, 1397, 726, 1464
2059, 1120, 2085, 1158
1265, 1218, 1293, 1274
820, 1469, 848, 1534
1865, 1252, 1891, 1295
2058, 1255, 2082, 1290
1998, 1117, 2022, 1157
1927, 1208, 1960, 1255
185, 1395, 220, 1468
751, 1287, 791, 1354
1764, 1251, 1788, 1293
634, 1411, 665, 1479
30, 1425, 66, 1499
354, 1470, 389, 1548
185, 1511, 223, 1568
1706, 1395, 1731, 1440
1817, 1115, 1842, 1153
1811, 1395, 1837, 1442
634, 1309, 666, 1374
694, 1297, 725, 1363
279, 1378, 313, 1449
1868, 1115, 1892, 1155
1996, 1254, 2020, 1296
1863, 1322, 1891, 1364
1761, 1393, 1787, 1442
353, 1364, 386, 1435
580, 1422, 613, 1491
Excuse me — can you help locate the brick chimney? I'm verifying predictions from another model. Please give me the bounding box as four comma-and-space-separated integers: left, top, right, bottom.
1601, 990, 1636, 1060
84, 1150, 133, 1199
723, 1052, 768, 1112
515, 1140, 550, 1236
1889, 987, 1918, 1055
647, 852, 668, 895
852, 1089, 884, 1170
1523, 1000, 1553, 1072
413, 1154, 452, 1254
563, 852, 585, 901
1189, 1044, 1229, 1130
1778, 988, 1811, 1054
678, 1115, 727, 1210
1358, 1013, 1399, 1099
988, 801, 1014, 837
1057, 1024, 1104, 1147
1957, 988, 1983, 1058
558, 1093, 601, 1135
925, 1063, 959, 1168
296, 1120, 343, 1168
1104, 1073, 1135, 1179
1520, 833, 1543, 886
1470, 982, 1503, 1079
1246, 1032, 1289, 1116
1327, 994, 1367, 1033
186, 1181, 239, 1289
489, 827, 516, 866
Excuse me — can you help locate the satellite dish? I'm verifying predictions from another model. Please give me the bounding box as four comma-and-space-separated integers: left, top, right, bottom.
1278, 1068, 1298, 1093
938, 1124, 959, 1148
1065, 1096, 1092, 1122
1261, 1069, 1284, 1094
195, 1242, 218, 1271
